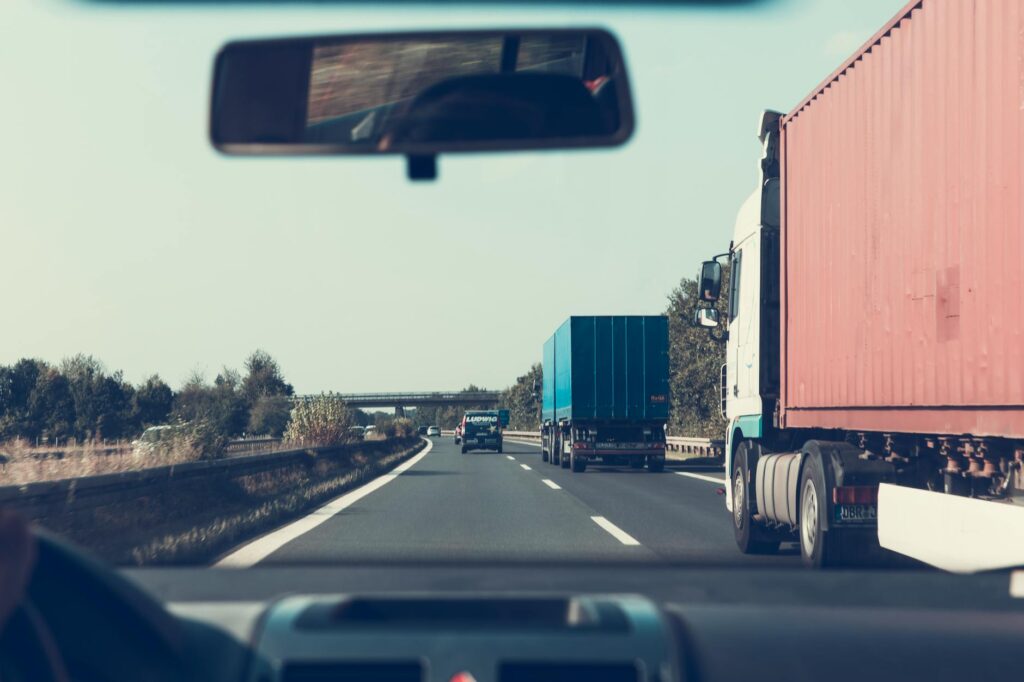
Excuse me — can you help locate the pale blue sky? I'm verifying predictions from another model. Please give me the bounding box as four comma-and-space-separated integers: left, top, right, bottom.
1, 0, 901, 393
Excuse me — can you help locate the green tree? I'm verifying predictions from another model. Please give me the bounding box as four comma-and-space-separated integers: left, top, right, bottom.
172, 368, 248, 438
241, 349, 293, 404
59, 355, 134, 440
28, 368, 76, 441
132, 375, 174, 429
247, 394, 292, 436
498, 364, 542, 430
0, 359, 47, 439
665, 267, 731, 438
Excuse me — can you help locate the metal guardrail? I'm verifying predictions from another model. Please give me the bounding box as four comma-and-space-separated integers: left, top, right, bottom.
224, 436, 283, 455
666, 436, 724, 458
0, 438, 417, 519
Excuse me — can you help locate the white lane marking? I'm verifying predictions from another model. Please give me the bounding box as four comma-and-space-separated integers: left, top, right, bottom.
506, 455, 516, 461
542, 479, 561, 490
520, 464, 532, 470
1012, 571, 1024, 598
676, 471, 726, 485
591, 516, 641, 546
214, 439, 434, 568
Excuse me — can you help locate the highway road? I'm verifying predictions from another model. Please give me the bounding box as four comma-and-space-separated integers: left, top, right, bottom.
224, 436, 802, 567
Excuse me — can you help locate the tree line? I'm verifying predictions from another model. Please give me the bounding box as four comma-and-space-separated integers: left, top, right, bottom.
3, 270, 728, 445
0, 350, 295, 444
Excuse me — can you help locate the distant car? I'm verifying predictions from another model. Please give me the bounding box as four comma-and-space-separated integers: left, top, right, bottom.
348, 425, 366, 440
364, 425, 377, 438
131, 424, 187, 455
418, 426, 429, 435
426, 426, 441, 437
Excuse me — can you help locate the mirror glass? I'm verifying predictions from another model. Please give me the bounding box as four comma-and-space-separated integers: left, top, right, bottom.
211, 29, 633, 155
698, 261, 722, 302
694, 308, 720, 328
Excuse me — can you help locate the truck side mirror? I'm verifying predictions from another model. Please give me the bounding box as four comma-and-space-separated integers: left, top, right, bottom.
699, 261, 722, 301
694, 307, 720, 328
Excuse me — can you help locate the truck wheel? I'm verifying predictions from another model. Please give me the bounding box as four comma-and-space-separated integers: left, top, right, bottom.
461, 445, 468, 455
561, 452, 571, 468
799, 453, 841, 568
497, 443, 503, 454
629, 459, 645, 469
647, 457, 665, 473
732, 441, 780, 555
571, 452, 587, 472
542, 449, 549, 463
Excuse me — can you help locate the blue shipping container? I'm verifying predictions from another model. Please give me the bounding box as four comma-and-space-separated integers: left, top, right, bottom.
541, 316, 669, 423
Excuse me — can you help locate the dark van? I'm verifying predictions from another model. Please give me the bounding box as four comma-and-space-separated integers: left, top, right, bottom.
460, 411, 503, 454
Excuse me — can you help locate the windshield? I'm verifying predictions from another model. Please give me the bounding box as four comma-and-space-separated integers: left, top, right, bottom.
6, 0, 1016, 577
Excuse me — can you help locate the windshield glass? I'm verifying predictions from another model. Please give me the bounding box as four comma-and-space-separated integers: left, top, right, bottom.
7, 0, 1012, 576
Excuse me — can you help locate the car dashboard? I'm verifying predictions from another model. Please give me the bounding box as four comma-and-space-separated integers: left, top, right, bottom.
8, 535, 1024, 682
138, 564, 1024, 682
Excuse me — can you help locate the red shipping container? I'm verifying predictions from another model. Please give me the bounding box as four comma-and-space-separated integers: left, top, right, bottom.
779, 0, 1024, 438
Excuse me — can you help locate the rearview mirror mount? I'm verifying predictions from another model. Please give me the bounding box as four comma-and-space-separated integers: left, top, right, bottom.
210, 29, 635, 180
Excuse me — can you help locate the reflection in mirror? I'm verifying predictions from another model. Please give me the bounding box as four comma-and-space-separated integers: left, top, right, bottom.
211, 29, 633, 156
698, 261, 722, 302
694, 308, 720, 329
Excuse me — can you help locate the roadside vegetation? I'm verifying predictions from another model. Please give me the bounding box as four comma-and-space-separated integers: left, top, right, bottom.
1, 351, 387, 484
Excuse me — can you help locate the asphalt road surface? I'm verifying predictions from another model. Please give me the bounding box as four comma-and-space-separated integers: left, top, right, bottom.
239, 436, 801, 567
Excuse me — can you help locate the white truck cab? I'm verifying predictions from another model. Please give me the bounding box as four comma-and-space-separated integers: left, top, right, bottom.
712, 111, 781, 516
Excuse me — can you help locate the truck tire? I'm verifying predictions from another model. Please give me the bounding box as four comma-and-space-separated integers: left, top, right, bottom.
497, 442, 503, 454
461, 445, 468, 455
732, 441, 780, 555
571, 452, 587, 472
647, 457, 665, 473
542, 449, 549, 463
799, 452, 841, 568
561, 451, 571, 468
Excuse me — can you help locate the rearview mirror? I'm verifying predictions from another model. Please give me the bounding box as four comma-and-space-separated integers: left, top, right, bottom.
698, 261, 723, 302
693, 308, 720, 328
210, 29, 634, 179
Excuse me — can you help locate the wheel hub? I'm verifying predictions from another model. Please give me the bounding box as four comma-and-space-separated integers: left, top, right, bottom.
801, 478, 818, 556
733, 469, 745, 530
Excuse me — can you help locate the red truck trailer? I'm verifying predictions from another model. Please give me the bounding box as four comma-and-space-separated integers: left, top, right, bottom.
695, 0, 1024, 568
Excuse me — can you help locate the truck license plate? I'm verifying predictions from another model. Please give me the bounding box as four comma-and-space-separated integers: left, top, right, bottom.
834, 504, 877, 524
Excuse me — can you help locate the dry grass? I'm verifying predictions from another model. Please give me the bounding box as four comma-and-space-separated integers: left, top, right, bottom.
0, 439, 195, 485
128, 444, 419, 565
6, 436, 423, 565
1, 437, 293, 486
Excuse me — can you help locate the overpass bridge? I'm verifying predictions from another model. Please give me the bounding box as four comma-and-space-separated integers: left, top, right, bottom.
294, 391, 500, 415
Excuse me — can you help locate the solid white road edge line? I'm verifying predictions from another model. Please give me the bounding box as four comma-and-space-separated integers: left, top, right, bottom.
591, 516, 641, 546
676, 471, 726, 485
214, 438, 434, 569
542, 479, 561, 490
520, 464, 531, 470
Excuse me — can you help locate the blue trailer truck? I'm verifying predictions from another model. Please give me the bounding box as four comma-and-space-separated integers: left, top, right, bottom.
541, 316, 670, 473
